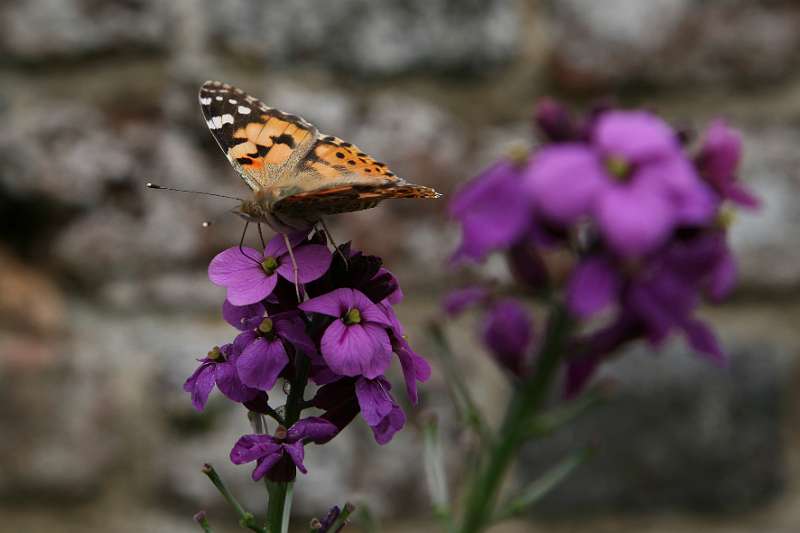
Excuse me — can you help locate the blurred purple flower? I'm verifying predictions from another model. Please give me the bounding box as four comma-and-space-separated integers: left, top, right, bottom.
534, 98, 576, 143
482, 299, 535, 377
443, 286, 490, 316
355, 376, 406, 445
525, 111, 716, 257
450, 160, 533, 262
697, 119, 759, 209
183, 343, 260, 411
230, 417, 337, 482
300, 288, 393, 378
208, 232, 332, 305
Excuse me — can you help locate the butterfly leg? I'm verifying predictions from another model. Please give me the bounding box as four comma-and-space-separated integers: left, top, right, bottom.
257, 223, 266, 248
319, 218, 349, 269
282, 233, 302, 302
238, 221, 260, 264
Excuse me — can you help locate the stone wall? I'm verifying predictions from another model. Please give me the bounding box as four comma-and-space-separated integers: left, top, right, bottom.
1, 1, 799, 531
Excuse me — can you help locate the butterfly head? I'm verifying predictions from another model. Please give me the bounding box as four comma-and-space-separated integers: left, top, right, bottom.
235, 190, 316, 233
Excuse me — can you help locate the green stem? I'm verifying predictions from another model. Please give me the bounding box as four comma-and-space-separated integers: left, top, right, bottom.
201, 464, 265, 533
456, 305, 572, 533
266, 352, 310, 533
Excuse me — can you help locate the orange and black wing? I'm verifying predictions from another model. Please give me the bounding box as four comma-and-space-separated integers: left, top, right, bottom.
199, 81, 317, 191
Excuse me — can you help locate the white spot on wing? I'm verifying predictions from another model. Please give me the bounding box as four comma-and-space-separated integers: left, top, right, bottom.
220, 114, 234, 125
212, 116, 222, 129
215, 96, 223, 101
207, 118, 216, 129
238, 106, 251, 114
228, 98, 238, 104
200, 97, 211, 105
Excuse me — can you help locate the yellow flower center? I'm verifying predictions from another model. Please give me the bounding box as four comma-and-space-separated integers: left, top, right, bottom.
344, 308, 362, 325
260, 256, 279, 275
207, 346, 223, 361
605, 156, 631, 181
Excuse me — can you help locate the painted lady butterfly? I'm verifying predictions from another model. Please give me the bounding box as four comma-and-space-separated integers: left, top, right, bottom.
199, 81, 441, 234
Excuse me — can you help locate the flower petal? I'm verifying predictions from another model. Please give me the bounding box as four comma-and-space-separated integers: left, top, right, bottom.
596, 184, 674, 257
237, 337, 289, 391
595, 111, 679, 163
684, 319, 727, 367
394, 337, 431, 405
230, 434, 281, 464
282, 441, 306, 474
251, 453, 284, 481
287, 417, 339, 444
523, 144, 605, 224
299, 287, 351, 318
567, 257, 622, 318
442, 286, 489, 316
482, 299, 534, 376
264, 231, 308, 258
276, 244, 332, 284
183, 362, 216, 411
371, 404, 406, 445
215, 360, 258, 403
355, 377, 395, 426
222, 300, 265, 331
320, 320, 392, 378
208, 247, 262, 286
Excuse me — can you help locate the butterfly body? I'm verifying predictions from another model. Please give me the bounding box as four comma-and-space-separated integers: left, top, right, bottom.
199, 81, 441, 233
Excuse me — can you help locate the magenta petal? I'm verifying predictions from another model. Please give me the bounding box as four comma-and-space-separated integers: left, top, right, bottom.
699, 119, 741, 183
276, 244, 332, 284
222, 300, 264, 331
567, 257, 622, 318
320, 320, 392, 378
183, 363, 216, 411
237, 338, 289, 391
299, 288, 350, 317
395, 338, 431, 405
264, 231, 308, 258
684, 319, 727, 367
287, 417, 338, 444
523, 144, 605, 224
442, 286, 489, 316
208, 247, 262, 285
226, 274, 278, 306
597, 185, 674, 257
595, 111, 678, 162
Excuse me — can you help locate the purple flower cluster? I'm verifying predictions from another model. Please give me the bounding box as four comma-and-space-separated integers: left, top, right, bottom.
185, 232, 430, 482
448, 101, 758, 395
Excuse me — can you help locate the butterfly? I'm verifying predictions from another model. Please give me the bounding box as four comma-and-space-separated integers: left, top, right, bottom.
198, 80, 441, 234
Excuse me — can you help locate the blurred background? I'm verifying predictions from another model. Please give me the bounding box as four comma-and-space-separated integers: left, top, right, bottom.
1, 1, 799, 531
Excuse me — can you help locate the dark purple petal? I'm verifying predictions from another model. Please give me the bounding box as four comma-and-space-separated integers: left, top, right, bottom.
442, 286, 489, 316
287, 417, 339, 444
222, 300, 265, 331
567, 257, 621, 318
233, 329, 259, 353
394, 337, 431, 405
320, 320, 392, 379
449, 160, 533, 262
276, 244, 333, 284
230, 434, 281, 464
684, 319, 727, 367
183, 362, 216, 411
299, 288, 351, 317
371, 404, 406, 445
237, 337, 289, 391
523, 144, 605, 224
708, 247, 737, 302
534, 98, 575, 142
482, 299, 534, 376
251, 453, 285, 481
596, 183, 674, 257
594, 111, 678, 163
564, 353, 602, 399
312, 378, 360, 436
273, 312, 317, 357
282, 440, 306, 474
355, 377, 395, 426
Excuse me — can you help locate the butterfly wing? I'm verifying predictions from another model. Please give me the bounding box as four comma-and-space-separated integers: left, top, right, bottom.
198, 81, 318, 191
272, 135, 441, 218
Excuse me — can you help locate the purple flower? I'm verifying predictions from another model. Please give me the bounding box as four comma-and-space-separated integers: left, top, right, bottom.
391, 334, 431, 405
534, 98, 576, 142
482, 299, 535, 377
355, 376, 406, 445
443, 286, 490, 316
524, 111, 716, 257
183, 343, 260, 411
299, 288, 393, 379
450, 160, 533, 262
697, 119, 759, 209
236, 312, 315, 391
208, 232, 332, 306
230, 417, 338, 482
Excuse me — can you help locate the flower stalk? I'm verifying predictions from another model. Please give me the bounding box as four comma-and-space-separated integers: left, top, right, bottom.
201, 464, 265, 533
456, 305, 572, 533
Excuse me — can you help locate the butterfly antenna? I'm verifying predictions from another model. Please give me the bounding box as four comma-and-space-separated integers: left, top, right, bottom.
237, 221, 261, 264
146, 182, 245, 202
